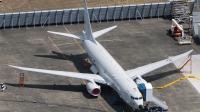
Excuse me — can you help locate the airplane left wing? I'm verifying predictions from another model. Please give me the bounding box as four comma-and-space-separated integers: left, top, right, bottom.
9, 65, 107, 84
126, 50, 193, 79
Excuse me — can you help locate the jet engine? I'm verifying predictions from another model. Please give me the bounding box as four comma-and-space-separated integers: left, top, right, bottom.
86, 82, 101, 96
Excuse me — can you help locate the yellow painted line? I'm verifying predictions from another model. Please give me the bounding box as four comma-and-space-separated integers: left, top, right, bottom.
154, 75, 200, 89
97, 98, 108, 112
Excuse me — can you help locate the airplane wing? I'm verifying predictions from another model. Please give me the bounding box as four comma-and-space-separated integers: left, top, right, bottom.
126, 50, 193, 79
9, 65, 107, 84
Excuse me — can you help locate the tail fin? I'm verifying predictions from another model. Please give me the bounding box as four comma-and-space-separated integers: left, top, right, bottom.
47, 0, 117, 43
83, 0, 96, 43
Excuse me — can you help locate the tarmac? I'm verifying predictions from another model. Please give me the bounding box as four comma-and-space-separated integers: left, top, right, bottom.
0, 18, 200, 112
173, 54, 200, 94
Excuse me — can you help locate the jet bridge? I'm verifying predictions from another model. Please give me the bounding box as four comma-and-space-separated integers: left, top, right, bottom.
137, 82, 168, 110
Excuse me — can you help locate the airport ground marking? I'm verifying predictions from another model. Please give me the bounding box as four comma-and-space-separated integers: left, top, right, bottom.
97, 98, 108, 112
153, 75, 200, 89
64, 27, 85, 53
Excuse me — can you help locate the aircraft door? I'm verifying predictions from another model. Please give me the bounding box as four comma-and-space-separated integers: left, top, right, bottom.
87, 54, 95, 65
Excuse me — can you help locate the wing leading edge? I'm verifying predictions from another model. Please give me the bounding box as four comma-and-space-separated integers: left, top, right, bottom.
126, 50, 193, 79
9, 65, 107, 84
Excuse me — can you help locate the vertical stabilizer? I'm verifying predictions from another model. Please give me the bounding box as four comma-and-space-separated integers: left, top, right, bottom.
83, 0, 96, 43
47, 0, 116, 42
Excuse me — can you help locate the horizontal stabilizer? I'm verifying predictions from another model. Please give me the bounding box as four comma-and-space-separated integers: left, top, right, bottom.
48, 31, 83, 40
93, 25, 117, 39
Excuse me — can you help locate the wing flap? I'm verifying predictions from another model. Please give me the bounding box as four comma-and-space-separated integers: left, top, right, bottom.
126, 50, 193, 79
9, 65, 107, 84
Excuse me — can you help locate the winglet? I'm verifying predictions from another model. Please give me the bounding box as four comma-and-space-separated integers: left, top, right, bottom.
9, 65, 25, 70
168, 49, 193, 60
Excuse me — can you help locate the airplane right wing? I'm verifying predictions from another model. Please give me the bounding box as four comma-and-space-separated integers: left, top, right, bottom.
126, 50, 193, 79
9, 65, 107, 85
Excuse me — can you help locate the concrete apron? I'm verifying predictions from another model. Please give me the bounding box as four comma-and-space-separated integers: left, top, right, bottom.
173, 55, 200, 94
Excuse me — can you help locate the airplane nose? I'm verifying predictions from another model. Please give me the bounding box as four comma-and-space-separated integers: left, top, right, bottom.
138, 104, 143, 109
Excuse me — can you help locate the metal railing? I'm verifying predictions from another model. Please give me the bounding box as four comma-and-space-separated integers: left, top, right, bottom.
0, 2, 173, 29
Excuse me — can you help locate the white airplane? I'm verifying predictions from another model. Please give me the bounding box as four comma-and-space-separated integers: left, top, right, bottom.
9, 0, 193, 111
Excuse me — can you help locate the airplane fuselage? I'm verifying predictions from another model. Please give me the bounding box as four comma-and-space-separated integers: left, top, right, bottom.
83, 40, 143, 110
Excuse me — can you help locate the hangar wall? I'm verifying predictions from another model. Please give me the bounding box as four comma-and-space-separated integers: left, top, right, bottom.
0, 2, 173, 29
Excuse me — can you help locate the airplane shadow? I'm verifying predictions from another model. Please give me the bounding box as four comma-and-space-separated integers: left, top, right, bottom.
34, 51, 92, 73
5, 83, 100, 99
5, 83, 130, 111
35, 51, 87, 60
193, 36, 200, 45
143, 69, 178, 82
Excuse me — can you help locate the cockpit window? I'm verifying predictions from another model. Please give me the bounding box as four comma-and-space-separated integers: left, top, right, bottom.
131, 96, 143, 100
131, 96, 134, 100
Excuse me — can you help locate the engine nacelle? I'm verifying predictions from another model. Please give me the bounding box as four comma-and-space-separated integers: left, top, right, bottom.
86, 82, 101, 96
